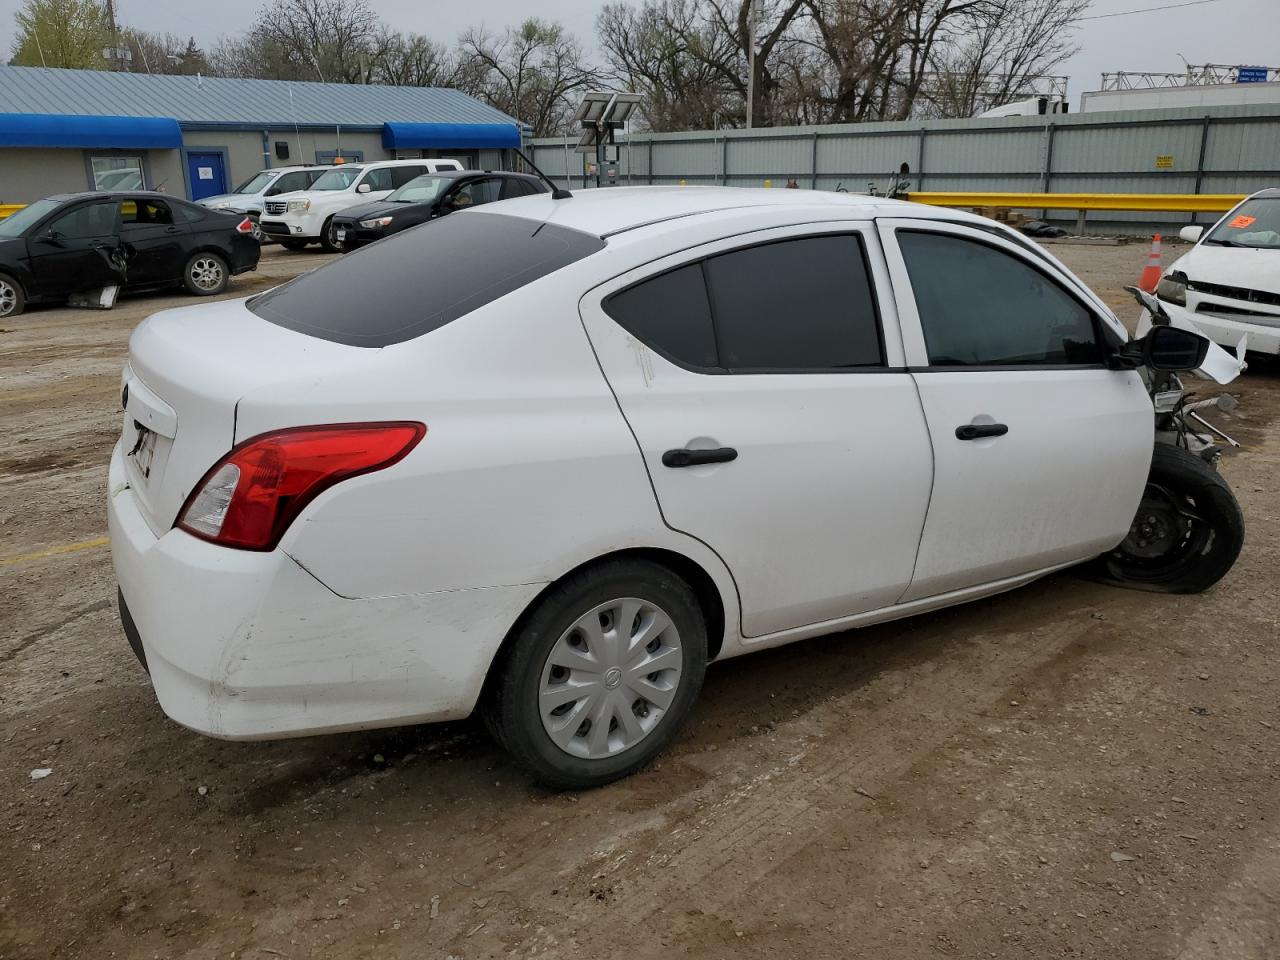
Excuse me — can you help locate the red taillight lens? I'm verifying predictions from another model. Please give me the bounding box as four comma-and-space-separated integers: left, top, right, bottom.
177, 422, 426, 551
236, 217, 255, 234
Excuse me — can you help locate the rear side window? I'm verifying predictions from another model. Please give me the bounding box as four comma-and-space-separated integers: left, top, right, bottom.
606, 264, 719, 370
390, 165, 427, 188
706, 236, 882, 370
898, 231, 1102, 366
604, 234, 883, 373
250, 213, 606, 347
501, 178, 540, 199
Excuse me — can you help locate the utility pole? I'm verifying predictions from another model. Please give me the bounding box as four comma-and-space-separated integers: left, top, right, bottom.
746, 0, 757, 129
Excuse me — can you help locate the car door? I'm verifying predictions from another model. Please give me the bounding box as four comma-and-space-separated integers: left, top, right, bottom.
579, 223, 935, 638
25, 199, 123, 296
117, 197, 188, 286
356, 167, 395, 201
443, 178, 502, 212
876, 218, 1153, 602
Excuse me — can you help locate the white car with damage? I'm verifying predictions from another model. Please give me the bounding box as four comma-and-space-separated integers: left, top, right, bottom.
109, 187, 1245, 788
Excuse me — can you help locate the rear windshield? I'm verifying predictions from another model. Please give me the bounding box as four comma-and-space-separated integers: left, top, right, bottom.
249, 212, 606, 347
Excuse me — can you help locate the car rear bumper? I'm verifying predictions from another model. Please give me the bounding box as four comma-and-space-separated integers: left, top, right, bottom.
107, 440, 538, 740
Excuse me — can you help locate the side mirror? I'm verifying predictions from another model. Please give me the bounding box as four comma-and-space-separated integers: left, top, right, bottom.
356, 183, 371, 194
1179, 225, 1204, 244
1144, 324, 1211, 371
40, 230, 66, 248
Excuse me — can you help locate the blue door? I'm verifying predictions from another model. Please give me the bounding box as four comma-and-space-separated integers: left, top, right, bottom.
186, 152, 227, 201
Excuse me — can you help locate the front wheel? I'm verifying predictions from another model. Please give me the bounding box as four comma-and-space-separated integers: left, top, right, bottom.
183, 253, 229, 296
1095, 443, 1244, 593
483, 559, 707, 789
319, 217, 342, 253
0, 273, 24, 318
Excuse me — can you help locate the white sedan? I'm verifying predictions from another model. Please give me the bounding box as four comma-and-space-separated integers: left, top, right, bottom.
1159, 187, 1280, 357
109, 187, 1233, 788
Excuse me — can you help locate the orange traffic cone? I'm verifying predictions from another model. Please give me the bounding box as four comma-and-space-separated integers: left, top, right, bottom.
1139, 234, 1163, 292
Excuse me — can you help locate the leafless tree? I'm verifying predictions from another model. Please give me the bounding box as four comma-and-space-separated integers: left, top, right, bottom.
456, 19, 597, 136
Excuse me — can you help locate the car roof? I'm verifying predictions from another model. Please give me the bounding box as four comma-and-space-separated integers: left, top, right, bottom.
470, 185, 941, 238
45, 191, 194, 203
1249, 187, 1280, 199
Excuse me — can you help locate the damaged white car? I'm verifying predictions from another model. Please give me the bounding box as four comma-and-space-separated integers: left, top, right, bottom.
109, 187, 1245, 788
1153, 188, 1280, 358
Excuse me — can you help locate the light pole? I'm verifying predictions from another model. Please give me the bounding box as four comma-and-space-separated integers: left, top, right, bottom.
745, 0, 758, 129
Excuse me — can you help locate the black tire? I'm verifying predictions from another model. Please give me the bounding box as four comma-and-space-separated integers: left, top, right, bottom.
1094, 443, 1244, 593
319, 217, 342, 253
0, 272, 24, 319
483, 558, 708, 789
182, 252, 229, 297
280, 239, 310, 251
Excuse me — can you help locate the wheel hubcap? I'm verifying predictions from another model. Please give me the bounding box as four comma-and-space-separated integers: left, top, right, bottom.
538, 597, 683, 760
1116, 481, 1209, 563
0, 280, 15, 316
190, 258, 223, 290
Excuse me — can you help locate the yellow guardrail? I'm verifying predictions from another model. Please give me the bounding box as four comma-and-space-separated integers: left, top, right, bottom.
907, 192, 1244, 214
0, 204, 25, 219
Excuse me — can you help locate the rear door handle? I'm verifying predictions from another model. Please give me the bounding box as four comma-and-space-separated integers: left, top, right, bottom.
662, 447, 738, 468
955, 423, 1009, 441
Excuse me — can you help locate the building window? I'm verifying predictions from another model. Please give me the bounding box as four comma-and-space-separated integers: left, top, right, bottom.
89, 156, 145, 192
315, 150, 364, 164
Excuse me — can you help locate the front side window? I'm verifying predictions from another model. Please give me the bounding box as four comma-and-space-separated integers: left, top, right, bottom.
310, 167, 365, 191
48, 200, 118, 239
1205, 197, 1280, 250
898, 231, 1102, 367
388, 176, 449, 204
271, 172, 310, 194
90, 156, 144, 192
604, 234, 883, 373
360, 168, 395, 192
448, 179, 501, 209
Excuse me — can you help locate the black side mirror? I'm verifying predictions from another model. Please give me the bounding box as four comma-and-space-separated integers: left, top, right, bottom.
1144, 324, 1210, 371
41, 230, 66, 248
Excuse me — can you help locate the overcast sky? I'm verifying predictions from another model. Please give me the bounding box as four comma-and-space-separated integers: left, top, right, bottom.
1, 0, 1277, 108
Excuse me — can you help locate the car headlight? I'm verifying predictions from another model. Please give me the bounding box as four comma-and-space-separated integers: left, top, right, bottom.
287, 198, 311, 212
213, 201, 231, 209
359, 216, 393, 229
1156, 271, 1188, 306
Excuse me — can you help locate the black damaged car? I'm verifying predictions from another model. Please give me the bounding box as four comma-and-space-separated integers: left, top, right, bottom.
0, 192, 261, 319
331, 170, 547, 251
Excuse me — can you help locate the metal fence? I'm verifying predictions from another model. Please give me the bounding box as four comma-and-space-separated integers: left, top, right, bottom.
528, 102, 1280, 235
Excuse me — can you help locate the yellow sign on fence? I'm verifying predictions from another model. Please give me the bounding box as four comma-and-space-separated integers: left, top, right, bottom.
1155, 155, 1175, 169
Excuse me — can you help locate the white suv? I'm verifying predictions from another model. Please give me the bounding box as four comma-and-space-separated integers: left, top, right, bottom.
259, 158, 463, 251
197, 166, 332, 220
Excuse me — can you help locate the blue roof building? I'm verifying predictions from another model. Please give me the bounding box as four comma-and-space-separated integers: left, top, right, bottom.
0, 65, 523, 204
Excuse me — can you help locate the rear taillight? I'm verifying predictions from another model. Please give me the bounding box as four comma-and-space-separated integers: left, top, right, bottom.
236, 217, 255, 234
177, 422, 426, 551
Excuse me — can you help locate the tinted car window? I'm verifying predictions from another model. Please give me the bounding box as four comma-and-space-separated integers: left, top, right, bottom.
390, 165, 428, 188
898, 231, 1102, 366
449, 179, 501, 208
250, 213, 605, 347
48, 200, 117, 239
172, 201, 207, 224
605, 264, 720, 370
704, 236, 883, 370
361, 168, 395, 192
501, 178, 540, 200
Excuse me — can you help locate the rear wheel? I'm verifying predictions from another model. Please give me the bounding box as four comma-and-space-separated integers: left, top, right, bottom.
483, 559, 707, 789
280, 239, 310, 251
183, 253, 229, 296
0, 273, 24, 318
1095, 443, 1244, 593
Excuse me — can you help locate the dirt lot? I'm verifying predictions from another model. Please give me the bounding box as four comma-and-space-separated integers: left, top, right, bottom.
2, 240, 1278, 960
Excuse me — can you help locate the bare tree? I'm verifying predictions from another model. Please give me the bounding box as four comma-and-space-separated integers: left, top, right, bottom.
456, 19, 597, 136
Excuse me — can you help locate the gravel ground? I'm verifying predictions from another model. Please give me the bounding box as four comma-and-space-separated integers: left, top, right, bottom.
1, 239, 1278, 960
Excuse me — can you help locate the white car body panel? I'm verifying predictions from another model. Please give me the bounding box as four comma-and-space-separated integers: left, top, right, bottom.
877, 218, 1153, 599
109, 186, 1159, 741
579, 220, 934, 637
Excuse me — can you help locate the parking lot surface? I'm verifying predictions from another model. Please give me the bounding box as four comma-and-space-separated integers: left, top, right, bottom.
2, 242, 1278, 959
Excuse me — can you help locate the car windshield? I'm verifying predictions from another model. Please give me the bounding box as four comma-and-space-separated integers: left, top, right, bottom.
0, 198, 61, 238
234, 172, 274, 194
310, 167, 365, 191
1205, 198, 1280, 250
388, 176, 450, 204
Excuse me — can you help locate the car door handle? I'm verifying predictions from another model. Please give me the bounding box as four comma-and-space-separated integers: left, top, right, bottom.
662, 447, 738, 468
955, 423, 1009, 441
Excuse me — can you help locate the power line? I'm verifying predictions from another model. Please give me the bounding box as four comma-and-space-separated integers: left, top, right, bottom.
1080, 0, 1228, 21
